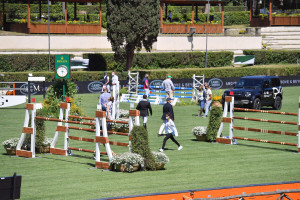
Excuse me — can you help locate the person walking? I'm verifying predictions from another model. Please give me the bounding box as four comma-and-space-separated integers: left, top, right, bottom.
203, 83, 212, 118
162, 75, 175, 99
136, 95, 152, 130
103, 71, 110, 92
159, 113, 182, 152
98, 87, 111, 111
197, 85, 206, 117
142, 74, 150, 96
158, 97, 174, 136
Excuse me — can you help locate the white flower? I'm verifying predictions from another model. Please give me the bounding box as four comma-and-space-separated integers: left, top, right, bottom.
192, 126, 207, 136
111, 152, 144, 172
2, 138, 20, 149
152, 151, 170, 164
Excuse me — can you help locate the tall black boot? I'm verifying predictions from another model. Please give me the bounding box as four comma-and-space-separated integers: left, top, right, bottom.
143, 123, 147, 130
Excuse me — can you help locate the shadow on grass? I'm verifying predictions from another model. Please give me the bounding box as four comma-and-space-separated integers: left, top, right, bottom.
235, 143, 298, 153
40, 154, 109, 167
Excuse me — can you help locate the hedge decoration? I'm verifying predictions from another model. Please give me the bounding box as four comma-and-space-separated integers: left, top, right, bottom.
131, 125, 156, 171
206, 102, 223, 142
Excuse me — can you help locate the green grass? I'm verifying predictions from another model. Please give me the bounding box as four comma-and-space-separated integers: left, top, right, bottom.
1, 87, 300, 200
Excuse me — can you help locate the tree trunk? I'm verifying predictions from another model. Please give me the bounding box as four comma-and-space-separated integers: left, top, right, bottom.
126, 49, 135, 71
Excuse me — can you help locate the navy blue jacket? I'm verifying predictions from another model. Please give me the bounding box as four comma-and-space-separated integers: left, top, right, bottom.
161, 102, 174, 120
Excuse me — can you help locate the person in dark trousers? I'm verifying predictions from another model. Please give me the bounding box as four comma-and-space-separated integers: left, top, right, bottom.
158, 97, 174, 136
136, 95, 152, 130
159, 113, 182, 152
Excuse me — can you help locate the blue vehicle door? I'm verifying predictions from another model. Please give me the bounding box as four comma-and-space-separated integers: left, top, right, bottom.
262, 78, 273, 105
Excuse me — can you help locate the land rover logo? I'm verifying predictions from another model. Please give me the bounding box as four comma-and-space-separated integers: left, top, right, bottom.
88, 81, 103, 93
20, 83, 39, 95
208, 78, 223, 89
149, 80, 163, 90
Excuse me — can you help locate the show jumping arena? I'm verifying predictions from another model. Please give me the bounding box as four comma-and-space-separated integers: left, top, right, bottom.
217, 96, 300, 153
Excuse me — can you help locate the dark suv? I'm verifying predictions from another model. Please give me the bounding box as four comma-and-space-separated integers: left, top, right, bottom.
222, 76, 282, 110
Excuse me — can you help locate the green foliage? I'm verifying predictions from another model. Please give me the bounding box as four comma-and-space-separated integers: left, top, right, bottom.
131, 125, 156, 170
106, 0, 160, 70
224, 11, 250, 25
0, 54, 57, 72
243, 50, 300, 65
206, 105, 222, 141
83, 51, 233, 71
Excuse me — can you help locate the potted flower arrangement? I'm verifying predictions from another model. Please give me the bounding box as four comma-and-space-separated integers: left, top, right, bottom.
110, 152, 144, 172
192, 126, 207, 141
152, 151, 170, 170
2, 138, 20, 155
39, 137, 53, 153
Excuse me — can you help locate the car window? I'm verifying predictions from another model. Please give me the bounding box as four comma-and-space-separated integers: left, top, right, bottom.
235, 79, 263, 88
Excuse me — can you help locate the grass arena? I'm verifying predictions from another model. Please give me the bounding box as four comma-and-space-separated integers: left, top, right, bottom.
1, 86, 300, 199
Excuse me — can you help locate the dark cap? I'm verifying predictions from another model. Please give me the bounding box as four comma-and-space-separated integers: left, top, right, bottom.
166, 97, 172, 101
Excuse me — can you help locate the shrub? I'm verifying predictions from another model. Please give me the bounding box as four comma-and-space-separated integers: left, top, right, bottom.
243, 50, 300, 65
206, 104, 222, 141
131, 125, 156, 170
83, 51, 234, 71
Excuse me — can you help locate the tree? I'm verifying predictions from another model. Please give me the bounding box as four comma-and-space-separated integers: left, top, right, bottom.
106, 0, 160, 71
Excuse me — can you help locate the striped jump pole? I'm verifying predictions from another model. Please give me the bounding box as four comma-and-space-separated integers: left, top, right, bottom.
217, 96, 300, 153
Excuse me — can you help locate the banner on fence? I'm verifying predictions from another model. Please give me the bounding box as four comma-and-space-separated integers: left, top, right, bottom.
14, 75, 300, 95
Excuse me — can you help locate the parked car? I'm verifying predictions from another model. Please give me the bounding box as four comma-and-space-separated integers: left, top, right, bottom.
222, 76, 282, 110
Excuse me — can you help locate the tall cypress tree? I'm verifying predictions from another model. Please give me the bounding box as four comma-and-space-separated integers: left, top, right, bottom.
106, 0, 160, 71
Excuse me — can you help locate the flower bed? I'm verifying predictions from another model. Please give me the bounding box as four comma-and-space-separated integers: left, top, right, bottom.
110, 152, 144, 172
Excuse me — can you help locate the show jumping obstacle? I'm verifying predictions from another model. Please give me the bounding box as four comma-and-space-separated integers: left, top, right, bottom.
120, 73, 204, 105
217, 96, 300, 153
16, 102, 140, 169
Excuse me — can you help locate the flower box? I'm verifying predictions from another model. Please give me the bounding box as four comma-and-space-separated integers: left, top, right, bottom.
195, 135, 207, 141
114, 164, 140, 172
5, 148, 16, 155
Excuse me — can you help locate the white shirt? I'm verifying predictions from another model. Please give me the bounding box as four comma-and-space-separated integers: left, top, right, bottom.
206, 88, 212, 101
112, 75, 119, 85
165, 119, 178, 136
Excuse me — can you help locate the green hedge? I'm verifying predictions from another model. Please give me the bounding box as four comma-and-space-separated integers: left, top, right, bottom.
83, 51, 234, 71
1, 65, 300, 82
243, 50, 300, 65
0, 54, 75, 72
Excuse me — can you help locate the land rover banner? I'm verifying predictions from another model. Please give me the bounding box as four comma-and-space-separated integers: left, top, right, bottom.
13, 75, 300, 95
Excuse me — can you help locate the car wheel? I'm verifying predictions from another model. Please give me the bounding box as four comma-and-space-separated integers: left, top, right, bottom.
273, 96, 282, 110
252, 98, 261, 110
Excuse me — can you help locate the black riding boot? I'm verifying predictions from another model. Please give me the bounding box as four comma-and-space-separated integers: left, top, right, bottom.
143, 123, 147, 130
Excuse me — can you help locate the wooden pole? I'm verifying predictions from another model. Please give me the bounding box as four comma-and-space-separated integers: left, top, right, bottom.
74, 2, 77, 20
221, 3, 224, 26
269, 0, 272, 25
99, 0, 102, 32
192, 4, 194, 24
160, 2, 163, 29
27, 0, 31, 31
250, 0, 252, 22
65, 1, 67, 33
39, 0, 41, 19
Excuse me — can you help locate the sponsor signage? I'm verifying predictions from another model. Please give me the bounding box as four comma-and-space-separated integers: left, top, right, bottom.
13, 75, 300, 95
87, 81, 104, 93
208, 78, 223, 89
149, 80, 163, 90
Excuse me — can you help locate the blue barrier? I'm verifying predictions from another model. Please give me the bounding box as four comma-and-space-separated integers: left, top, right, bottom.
138, 89, 192, 95
138, 85, 192, 90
